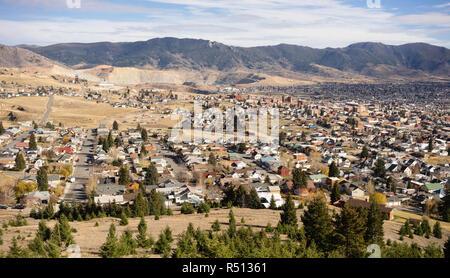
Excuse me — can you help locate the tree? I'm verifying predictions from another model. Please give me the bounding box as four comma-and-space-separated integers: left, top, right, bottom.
264, 175, 271, 184
119, 211, 128, 226
237, 143, 246, 153
7, 237, 25, 258
14, 180, 37, 198
428, 137, 433, 152
29, 133, 37, 151
136, 217, 152, 248
444, 237, 450, 259
439, 184, 450, 222
58, 214, 74, 247
433, 221, 442, 239
181, 202, 195, 214
228, 209, 237, 236
330, 183, 341, 204
269, 195, 277, 210
421, 220, 431, 238
141, 128, 148, 142
118, 229, 137, 256
334, 204, 367, 258
248, 187, 263, 209
15, 152, 26, 171
113, 121, 119, 130
279, 194, 298, 228
328, 161, 340, 178
386, 176, 396, 194
99, 224, 120, 258
133, 192, 149, 217
360, 145, 369, 159
365, 201, 384, 245
140, 145, 148, 158
37, 167, 48, 191
0, 121, 5, 135
373, 158, 386, 177
211, 219, 221, 232
370, 192, 387, 205
118, 165, 130, 185
208, 152, 216, 167
292, 169, 307, 189
144, 163, 159, 186
301, 195, 334, 252
148, 189, 166, 216
399, 219, 413, 238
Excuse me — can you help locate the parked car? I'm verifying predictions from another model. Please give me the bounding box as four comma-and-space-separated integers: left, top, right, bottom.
0, 204, 8, 209
13, 204, 25, 209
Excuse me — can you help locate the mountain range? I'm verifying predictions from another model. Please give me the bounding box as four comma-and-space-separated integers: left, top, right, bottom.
1, 38, 449, 85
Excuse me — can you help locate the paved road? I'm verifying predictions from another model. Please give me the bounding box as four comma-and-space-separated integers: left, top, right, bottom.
38, 94, 54, 125
62, 129, 96, 202
150, 139, 189, 178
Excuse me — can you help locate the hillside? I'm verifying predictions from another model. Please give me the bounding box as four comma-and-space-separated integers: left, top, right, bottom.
0, 44, 61, 68
20, 38, 450, 81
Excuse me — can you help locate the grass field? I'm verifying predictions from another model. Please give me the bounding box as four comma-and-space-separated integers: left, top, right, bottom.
1, 207, 448, 258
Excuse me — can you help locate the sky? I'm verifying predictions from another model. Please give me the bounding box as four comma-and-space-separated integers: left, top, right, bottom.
0, 0, 449, 48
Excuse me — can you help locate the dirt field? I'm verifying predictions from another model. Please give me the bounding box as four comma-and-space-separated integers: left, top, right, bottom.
0, 207, 448, 258
0, 96, 48, 123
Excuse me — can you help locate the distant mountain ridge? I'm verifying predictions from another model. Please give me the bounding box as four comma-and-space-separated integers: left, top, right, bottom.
17, 38, 449, 78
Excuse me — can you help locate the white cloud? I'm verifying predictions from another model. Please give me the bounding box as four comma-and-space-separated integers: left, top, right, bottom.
0, 0, 448, 48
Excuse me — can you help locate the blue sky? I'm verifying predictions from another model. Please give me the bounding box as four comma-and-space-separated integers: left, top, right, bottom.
0, 0, 449, 48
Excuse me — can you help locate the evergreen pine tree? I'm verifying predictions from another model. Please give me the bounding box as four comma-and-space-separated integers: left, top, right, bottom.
334, 204, 367, 258
15, 152, 26, 171
144, 163, 159, 185
228, 209, 237, 236
0, 121, 5, 135
118, 165, 130, 185
330, 183, 341, 204
329, 161, 340, 178
374, 158, 386, 177
269, 195, 277, 210
29, 133, 37, 151
136, 217, 151, 248
439, 184, 450, 222
365, 201, 384, 245
301, 195, 334, 252
141, 128, 148, 142
37, 167, 48, 191
361, 145, 369, 159
113, 120, 119, 130
248, 187, 263, 209
444, 237, 450, 259
433, 221, 442, 239
208, 152, 217, 166
279, 194, 298, 228
119, 211, 128, 226
99, 224, 120, 258
212, 219, 221, 232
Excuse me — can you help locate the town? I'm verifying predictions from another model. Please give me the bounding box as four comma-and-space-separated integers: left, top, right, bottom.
0, 76, 449, 258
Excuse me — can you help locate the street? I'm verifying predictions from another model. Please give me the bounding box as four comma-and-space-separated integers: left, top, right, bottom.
62, 129, 96, 202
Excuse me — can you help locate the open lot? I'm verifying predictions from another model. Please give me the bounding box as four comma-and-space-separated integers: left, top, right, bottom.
0, 207, 448, 258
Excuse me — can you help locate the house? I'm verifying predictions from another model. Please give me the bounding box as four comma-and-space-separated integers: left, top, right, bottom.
278, 166, 290, 177
21, 191, 50, 206
94, 183, 126, 205
424, 183, 443, 194
309, 174, 327, 183
0, 157, 15, 169
386, 196, 402, 208
48, 175, 61, 188
257, 185, 285, 208
343, 198, 394, 220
